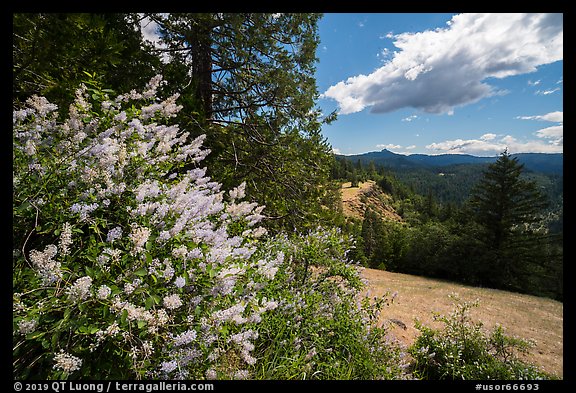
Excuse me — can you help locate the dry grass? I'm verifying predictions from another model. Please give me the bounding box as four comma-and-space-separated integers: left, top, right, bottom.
360, 267, 563, 378
340, 181, 401, 221
341, 179, 563, 378
340, 181, 374, 219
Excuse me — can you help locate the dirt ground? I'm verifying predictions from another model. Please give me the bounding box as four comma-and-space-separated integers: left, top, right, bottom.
340, 181, 401, 221
359, 267, 563, 379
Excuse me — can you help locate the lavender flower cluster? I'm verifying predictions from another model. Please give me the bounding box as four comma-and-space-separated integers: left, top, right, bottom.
13, 76, 287, 379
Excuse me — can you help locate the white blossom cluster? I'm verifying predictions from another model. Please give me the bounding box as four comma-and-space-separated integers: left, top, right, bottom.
17, 319, 38, 335
106, 226, 123, 243
29, 244, 62, 285
66, 276, 93, 303
129, 225, 151, 254
58, 222, 73, 256
162, 294, 183, 310
53, 350, 83, 374
13, 75, 286, 380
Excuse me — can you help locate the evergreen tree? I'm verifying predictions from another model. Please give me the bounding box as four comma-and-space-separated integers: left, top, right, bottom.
13, 13, 159, 110
13, 13, 338, 233
145, 13, 337, 232
367, 161, 378, 180
467, 150, 549, 292
350, 170, 360, 188
361, 207, 384, 268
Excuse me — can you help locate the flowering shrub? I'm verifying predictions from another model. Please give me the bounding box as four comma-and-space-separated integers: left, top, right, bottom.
409, 294, 553, 380
13, 77, 407, 380
13, 76, 280, 379
251, 228, 410, 379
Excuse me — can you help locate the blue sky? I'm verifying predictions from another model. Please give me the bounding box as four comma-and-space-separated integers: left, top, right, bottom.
315, 13, 563, 156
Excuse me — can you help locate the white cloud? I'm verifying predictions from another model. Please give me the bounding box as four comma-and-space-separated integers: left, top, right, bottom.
536, 87, 560, 95
332, 147, 342, 155
528, 79, 541, 86
139, 15, 169, 63
515, 111, 563, 148
140, 15, 162, 45
535, 125, 563, 140
406, 145, 417, 150
401, 115, 418, 122
426, 138, 506, 155
376, 143, 402, 150
480, 133, 497, 141
426, 131, 562, 156
322, 13, 563, 115
517, 111, 563, 122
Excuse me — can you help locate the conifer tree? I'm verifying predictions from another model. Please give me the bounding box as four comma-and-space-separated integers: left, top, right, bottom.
146, 13, 336, 232
467, 150, 549, 291
13, 13, 159, 109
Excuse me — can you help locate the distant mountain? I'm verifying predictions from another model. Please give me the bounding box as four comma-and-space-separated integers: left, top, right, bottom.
510, 153, 564, 175
337, 149, 563, 175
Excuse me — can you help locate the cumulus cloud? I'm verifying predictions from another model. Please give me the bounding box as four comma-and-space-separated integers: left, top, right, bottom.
376, 143, 402, 150
426, 138, 507, 155
139, 15, 170, 63
535, 125, 563, 140
517, 111, 563, 122
426, 132, 562, 156
322, 13, 563, 115
480, 133, 497, 141
516, 111, 563, 148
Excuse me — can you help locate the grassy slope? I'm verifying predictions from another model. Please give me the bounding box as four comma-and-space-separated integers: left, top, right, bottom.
340, 181, 563, 378
360, 268, 563, 378
340, 181, 402, 221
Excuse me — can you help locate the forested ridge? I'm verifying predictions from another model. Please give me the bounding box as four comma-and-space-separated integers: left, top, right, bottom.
13, 13, 562, 381
332, 155, 563, 300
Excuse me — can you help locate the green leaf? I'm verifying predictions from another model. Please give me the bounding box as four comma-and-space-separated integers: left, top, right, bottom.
134, 268, 148, 277
26, 331, 45, 340
145, 296, 155, 310
207, 264, 217, 278
51, 332, 59, 350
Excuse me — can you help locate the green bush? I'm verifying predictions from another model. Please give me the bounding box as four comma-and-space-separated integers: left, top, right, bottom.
13, 77, 409, 380
409, 294, 553, 380
252, 228, 410, 379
